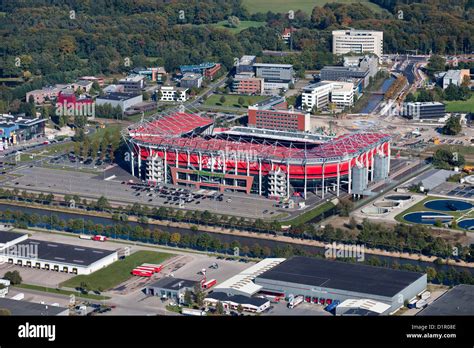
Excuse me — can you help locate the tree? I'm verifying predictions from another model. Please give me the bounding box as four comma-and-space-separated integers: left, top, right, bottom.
0, 308, 11, 316
3, 270, 22, 285
442, 115, 462, 135
95, 196, 110, 211
170, 232, 181, 245
219, 96, 226, 104
193, 284, 205, 307
236, 304, 244, 314
337, 198, 353, 217
405, 93, 416, 103
216, 301, 225, 315
227, 16, 240, 28
184, 289, 192, 305
237, 97, 245, 106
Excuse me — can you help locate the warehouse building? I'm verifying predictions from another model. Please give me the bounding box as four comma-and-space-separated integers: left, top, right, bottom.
0, 231, 28, 251
418, 284, 474, 316
3, 239, 118, 275
254, 257, 427, 314
145, 277, 197, 300
204, 292, 270, 313
0, 298, 69, 316
96, 92, 143, 111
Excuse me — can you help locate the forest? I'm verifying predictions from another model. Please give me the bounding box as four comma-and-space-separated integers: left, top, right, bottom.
0, 0, 473, 109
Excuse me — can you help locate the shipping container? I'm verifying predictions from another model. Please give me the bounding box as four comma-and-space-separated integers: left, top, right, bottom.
135, 266, 156, 273
202, 279, 217, 289
141, 264, 163, 273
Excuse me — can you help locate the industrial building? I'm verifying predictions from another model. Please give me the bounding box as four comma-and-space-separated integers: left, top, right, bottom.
204, 292, 270, 313
96, 92, 143, 111
0, 231, 118, 275
145, 277, 197, 300
248, 97, 310, 132
418, 284, 474, 316
254, 257, 427, 314
0, 298, 69, 316
321, 55, 378, 88
0, 114, 47, 147
125, 109, 391, 198
401, 102, 446, 120
118, 75, 146, 93
332, 29, 383, 57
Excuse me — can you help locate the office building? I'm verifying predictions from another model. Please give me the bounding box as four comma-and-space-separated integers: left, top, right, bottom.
118, 75, 146, 93
401, 102, 446, 120
96, 92, 143, 111
332, 30, 383, 57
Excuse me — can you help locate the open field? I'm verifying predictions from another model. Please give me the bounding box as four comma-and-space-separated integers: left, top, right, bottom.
210, 20, 266, 33
283, 201, 335, 226
242, 0, 383, 14
60, 250, 173, 291
204, 94, 267, 108
445, 95, 474, 113
15, 283, 110, 300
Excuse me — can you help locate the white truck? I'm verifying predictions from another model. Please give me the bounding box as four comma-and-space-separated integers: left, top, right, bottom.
416, 299, 428, 309
420, 291, 431, 300
181, 308, 207, 316
79, 234, 92, 240
288, 295, 304, 309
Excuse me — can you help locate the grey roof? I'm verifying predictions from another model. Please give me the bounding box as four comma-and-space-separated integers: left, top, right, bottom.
256, 257, 425, 298
97, 92, 141, 101
408, 168, 455, 190
5, 239, 116, 267
0, 298, 67, 316
418, 285, 474, 316
147, 277, 196, 290
0, 231, 27, 245
207, 292, 269, 307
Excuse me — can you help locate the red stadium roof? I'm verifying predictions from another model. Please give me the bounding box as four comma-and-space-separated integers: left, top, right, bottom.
128, 111, 390, 161
130, 112, 213, 137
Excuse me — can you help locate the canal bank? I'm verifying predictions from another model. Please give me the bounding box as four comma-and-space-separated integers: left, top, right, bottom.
1, 202, 474, 278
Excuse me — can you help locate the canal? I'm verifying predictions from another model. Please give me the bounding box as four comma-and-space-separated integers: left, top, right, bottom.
1, 203, 473, 276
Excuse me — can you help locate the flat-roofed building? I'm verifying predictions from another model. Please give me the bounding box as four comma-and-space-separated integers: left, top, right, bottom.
159, 86, 188, 102
180, 73, 203, 89
442, 69, 470, 89
418, 284, 474, 316
235, 55, 256, 74
253, 63, 294, 92
0, 298, 69, 316
332, 30, 383, 57
145, 277, 197, 300
401, 102, 446, 120
302, 81, 354, 111
96, 92, 143, 111
231, 73, 264, 95
119, 74, 146, 93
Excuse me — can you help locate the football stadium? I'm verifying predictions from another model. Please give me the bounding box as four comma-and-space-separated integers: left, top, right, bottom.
124, 110, 391, 198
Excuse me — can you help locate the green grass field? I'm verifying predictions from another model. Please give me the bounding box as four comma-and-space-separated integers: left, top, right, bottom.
211, 20, 266, 33
242, 0, 383, 14
15, 283, 110, 300
445, 94, 474, 113
282, 201, 335, 226
60, 251, 173, 291
204, 94, 268, 108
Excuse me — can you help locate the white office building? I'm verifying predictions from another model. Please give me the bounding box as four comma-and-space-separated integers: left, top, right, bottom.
159, 86, 188, 102
332, 30, 383, 57
302, 81, 354, 111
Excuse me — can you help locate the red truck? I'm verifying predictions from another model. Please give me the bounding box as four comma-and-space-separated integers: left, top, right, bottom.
141, 264, 163, 273
131, 269, 153, 277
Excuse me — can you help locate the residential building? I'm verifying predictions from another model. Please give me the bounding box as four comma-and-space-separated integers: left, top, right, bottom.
72, 80, 94, 93
56, 90, 94, 117
442, 69, 470, 89
26, 86, 61, 104
281, 27, 297, 44
96, 92, 143, 111
159, 86, 188, 102
332, 30, 383, 57
235, 55, 256, 74
231, 73, 264, 95
180, 73, 203, 89
302, 81, 354, 111
248, 97, 309, 132
253, 63, 294, 92
118, 75, 146, 93
79, 76, 105, 87
180, 62, 221, 80
401, 102, 446, 120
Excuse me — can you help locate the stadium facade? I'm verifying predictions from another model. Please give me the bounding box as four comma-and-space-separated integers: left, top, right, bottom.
124, 110, 391, 198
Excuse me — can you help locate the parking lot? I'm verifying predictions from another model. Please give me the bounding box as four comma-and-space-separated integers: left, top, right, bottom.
6, 166, 282, 218
0, 262, 74, 287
